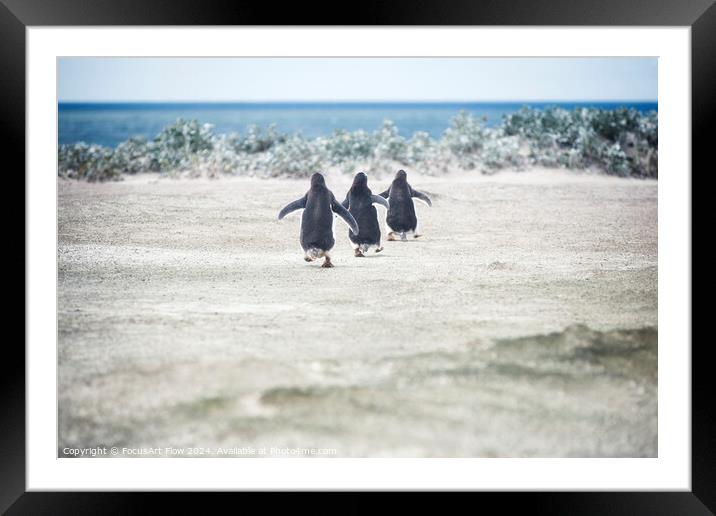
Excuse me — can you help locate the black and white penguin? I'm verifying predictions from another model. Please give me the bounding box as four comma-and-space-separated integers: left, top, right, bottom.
379, 170, 432, 241
278, 173, 359, 268
341, 172, 390, 257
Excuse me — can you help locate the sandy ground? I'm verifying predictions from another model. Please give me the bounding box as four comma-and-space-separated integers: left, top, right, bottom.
58, 168, 657, 457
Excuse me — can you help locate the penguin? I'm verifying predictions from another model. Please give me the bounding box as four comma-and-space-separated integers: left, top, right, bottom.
278, 172, 359, 268
341, 172, 390, 257
379, 170, 432, 241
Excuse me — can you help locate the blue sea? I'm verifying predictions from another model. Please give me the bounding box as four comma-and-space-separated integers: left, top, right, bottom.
58, 101, 658, 148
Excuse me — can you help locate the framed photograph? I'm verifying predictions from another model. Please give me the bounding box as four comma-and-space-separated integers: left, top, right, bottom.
6, 0, 710, 512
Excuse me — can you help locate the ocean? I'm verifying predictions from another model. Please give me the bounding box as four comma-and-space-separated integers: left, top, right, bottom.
58, 101, 658, 148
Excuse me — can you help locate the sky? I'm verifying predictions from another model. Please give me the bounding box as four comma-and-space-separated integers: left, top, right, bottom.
58, 57, 657, 103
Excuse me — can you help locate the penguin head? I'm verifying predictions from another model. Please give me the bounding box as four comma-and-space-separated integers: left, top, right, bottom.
352, 172, 368, 187
395, 169, 408, 181
310, 172, 326, 187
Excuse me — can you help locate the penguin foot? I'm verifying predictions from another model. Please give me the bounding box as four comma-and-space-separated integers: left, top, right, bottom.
400, 232, 407, 242
387, 232, 397, 241
354, 249, 365, 257
375, 247, 383, 253
321, 257, 334, 268
304, 256, 313, 262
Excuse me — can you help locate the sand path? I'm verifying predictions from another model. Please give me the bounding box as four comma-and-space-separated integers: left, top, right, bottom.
58, 169, 657, 457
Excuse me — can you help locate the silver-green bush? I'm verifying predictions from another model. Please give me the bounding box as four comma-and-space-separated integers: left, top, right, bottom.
58, 107, 658, 181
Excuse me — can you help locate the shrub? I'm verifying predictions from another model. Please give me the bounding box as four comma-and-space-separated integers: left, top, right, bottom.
58, 107, 657, 181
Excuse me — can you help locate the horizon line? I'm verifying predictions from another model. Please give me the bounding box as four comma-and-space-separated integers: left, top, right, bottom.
58, 99, 658, 105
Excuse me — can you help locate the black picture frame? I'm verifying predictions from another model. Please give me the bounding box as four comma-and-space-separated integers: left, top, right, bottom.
4, 0, 710, 512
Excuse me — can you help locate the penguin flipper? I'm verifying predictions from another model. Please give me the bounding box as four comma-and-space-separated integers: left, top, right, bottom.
371, 194, 389, 209
378, 188, 390, 199
341, 195, 349, 209
331, 199, 360, 235
411, 189, 432, 207
278, 196, 307, 220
